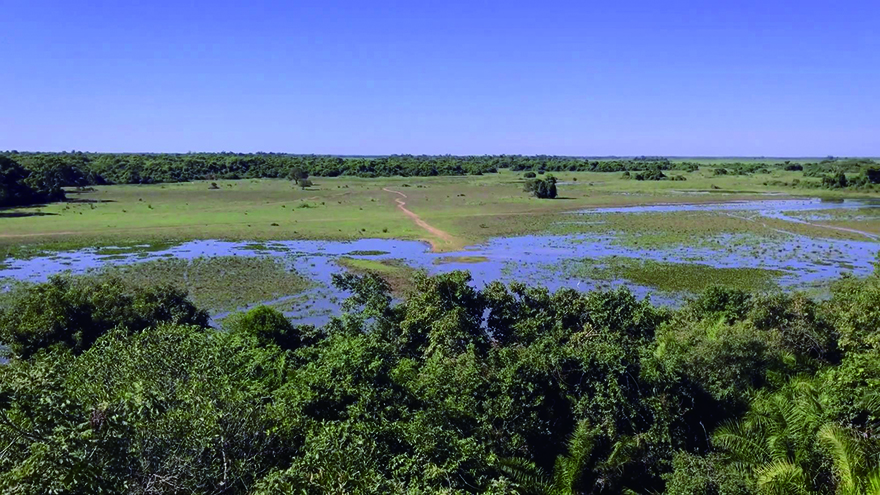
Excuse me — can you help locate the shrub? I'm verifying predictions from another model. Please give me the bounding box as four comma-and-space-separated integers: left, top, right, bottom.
523, 176, 558, 198
226, 306, 301, 350
0, 275, 208, 359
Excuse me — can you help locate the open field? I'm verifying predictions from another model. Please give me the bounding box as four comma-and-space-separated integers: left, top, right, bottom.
2, 168, 878, 258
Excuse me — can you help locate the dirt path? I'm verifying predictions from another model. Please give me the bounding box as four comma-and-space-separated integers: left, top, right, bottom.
382, 187, 457, 250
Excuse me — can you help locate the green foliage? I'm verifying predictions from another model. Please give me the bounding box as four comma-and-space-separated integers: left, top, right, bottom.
2, 152, 873, 191
1, 269, 880, 493
0, 155, 65, 207
664, 452, 753, 495
523, 176, 558, 199
225, 305, 302, 350
0, 275, 208, 359
690, 286, 753, 323
0, 324, 296, 493
287, 166, 309, 184
634, 166, 668, 181
824, 275, 880, 354
708, 376, 880, 495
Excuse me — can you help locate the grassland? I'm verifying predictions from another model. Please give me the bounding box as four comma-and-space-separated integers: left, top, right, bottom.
2, 168, 878, 311
94, 256, 313, 313
0, 168, 878, 258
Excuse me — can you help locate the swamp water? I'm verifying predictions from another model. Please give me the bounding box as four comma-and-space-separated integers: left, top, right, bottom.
2, 198, 878, 325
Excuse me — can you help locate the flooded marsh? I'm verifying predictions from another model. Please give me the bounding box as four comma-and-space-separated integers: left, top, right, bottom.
2, 198, 878, 323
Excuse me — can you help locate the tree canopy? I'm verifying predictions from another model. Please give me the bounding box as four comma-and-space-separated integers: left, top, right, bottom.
1, 264, 879, 493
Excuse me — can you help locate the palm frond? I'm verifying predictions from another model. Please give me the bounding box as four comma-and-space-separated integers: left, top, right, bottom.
755, 459, 810, 495
817, 423, 864, 495
603, 434, 645, 471
858, 390, 880, 416
549, 420, 596, 495
864, 468, 880, 495
566, 419, 596, 468
499, 456, 550, 495
714, 420, 770, 466
550, 455, 577, 495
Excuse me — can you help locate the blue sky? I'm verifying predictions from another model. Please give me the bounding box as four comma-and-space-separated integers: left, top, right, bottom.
1, 0, 878, 156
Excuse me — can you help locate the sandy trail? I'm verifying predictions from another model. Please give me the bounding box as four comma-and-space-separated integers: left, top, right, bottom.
382, 187, 456, 249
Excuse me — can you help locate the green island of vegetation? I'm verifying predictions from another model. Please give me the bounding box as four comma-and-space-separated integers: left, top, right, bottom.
94, 256, 313, 312
560, 258, 785, 294
335, 256, 419, 295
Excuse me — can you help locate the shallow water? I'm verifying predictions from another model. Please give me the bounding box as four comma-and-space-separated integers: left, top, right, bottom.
1, 198, 878, 324
576, 197, 880, 215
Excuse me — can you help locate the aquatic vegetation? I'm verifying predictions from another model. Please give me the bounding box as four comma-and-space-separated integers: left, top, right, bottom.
434, 255, 490, 264
336, 257, 418, 294
94, 256, 313, 312
94, 242, 176, 256
561, 257, 784, 294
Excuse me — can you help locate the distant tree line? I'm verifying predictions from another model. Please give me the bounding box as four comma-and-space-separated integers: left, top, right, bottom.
621, 167, 687, 181
3, 151, 878, 208
0, 152, 696, 186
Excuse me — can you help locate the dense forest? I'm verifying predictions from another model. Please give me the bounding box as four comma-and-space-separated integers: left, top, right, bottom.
0, 155, 67, 207
1, 263, 879, 494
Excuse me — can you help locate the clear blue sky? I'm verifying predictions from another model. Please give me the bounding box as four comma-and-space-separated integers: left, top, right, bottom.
1, 0, 878, 156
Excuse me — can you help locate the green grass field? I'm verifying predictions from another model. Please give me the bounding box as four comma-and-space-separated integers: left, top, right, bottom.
2, 168, 876, 259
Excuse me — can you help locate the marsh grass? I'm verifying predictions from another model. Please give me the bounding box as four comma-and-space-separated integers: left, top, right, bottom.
786, 207, 880, 236
434, 255, 490, 264
562, 257, 784, 294
95, 256, 313, 312
553, 208, 877, 253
